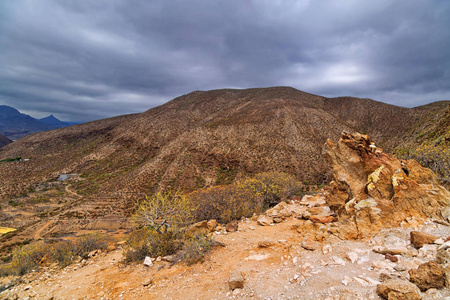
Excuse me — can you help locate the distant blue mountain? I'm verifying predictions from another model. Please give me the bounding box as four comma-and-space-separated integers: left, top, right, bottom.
39, 114, 80, 129
0, 105, 80, 140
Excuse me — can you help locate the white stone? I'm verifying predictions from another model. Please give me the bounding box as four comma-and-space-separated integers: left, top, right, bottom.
345, 252, 358, 263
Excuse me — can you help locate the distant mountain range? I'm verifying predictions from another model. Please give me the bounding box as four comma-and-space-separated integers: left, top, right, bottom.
0, 105, 80, 140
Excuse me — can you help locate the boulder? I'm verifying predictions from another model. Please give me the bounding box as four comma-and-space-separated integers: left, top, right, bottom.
410, 231, 438, 248
409, 260, 445, 291
229, 270, 244, 290
377, 279, 422, 300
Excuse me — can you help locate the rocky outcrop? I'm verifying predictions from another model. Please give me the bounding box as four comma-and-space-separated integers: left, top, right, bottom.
322, 132, 450, 239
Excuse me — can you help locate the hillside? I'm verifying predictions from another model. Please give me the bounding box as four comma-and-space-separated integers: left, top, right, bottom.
0, 134, 12, 148
0, 87, 448, 247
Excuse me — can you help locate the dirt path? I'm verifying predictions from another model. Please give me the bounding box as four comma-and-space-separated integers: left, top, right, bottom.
2, 218, 449, 300
33, 219, 55, 240
65, 184, 82, 199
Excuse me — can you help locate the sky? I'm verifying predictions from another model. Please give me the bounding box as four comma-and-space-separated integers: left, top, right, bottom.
0, 0, 449, 122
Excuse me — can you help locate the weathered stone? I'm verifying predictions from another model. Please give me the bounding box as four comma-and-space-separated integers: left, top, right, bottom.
257, 215, 273, 226
143, 256, 153, 267
436, 248, 450, 264
273, 217, 283, 223
226, 221, 239, 232
441, 206, 450, 223
385, 253, 399, 263
142, 278, 153, 286
345, 252, 358, 263
186, 220, 209, 236
409, 260, 445, 291
229, 270, 244, 290
301, 234, 319, 251
310, 213, 335, 224
207, 219, 217, 232
410, 231, 438, 248
257, 240, 274, 248
377, 279, 422, 300
443, 264, 450, 287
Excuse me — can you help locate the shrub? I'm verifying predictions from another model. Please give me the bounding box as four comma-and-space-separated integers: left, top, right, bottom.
0, 233, 114, 276
3, 243, 49, 276
179, 234, 216, 265
123, 228, 183, 263
133, 192, 194, 233
188, 185, 262, 224
238, 172, 302, 206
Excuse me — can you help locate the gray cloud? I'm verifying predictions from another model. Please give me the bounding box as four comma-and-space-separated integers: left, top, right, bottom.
0, 0, 449, 121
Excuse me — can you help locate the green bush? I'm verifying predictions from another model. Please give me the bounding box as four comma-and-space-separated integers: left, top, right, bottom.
188, 185, 262, 224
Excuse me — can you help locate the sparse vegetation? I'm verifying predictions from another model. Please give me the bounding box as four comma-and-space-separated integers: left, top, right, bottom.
188, 185, 262, 224
0, 233, 113, 276
238, 172, 303, 207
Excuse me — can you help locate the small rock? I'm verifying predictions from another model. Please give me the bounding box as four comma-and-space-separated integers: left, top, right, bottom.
23, 285, 32, 291
425, 288, 442, 300
443, 264, 450, 287
434, 238, 444, 245
385, 253, 399, 263
310, 214, 335, 224
257, 240, 274, 248
301, 234, 319, 251
436, 247, 450, 264
410, 231, 438, 248
409, 260, 445, 291
143, 256, 153, 267
345, 252, 358, 263
162, 255, 177, 262
394, 265, 406, 272
156, 256, 162, 262
257, 215, 273, 226
186, 220, 209, 236
273, 217, 284, 223
232, 288, 242, 296
377, 279, 422, 300
142, 279, 153, 286
226, 221, 239, 232
322, 244, 332, 255
229, 270, 244, 290
207, 219, 218, 232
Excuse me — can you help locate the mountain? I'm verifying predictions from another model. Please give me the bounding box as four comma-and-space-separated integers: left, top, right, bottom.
0, 133, 12, 148
39, 114, 80, 129
0, 105, 80, 140
0, 105, 51, 140
0, 87, 448, 201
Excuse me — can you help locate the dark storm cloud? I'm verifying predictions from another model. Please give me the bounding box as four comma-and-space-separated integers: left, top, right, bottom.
0, 0, 449, 121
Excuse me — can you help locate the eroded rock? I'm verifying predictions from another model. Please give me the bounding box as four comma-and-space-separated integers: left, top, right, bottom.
410, 231, 438, 248
377, 279, 422, 300
409, 260, 445, 291
229, 270, 244, 290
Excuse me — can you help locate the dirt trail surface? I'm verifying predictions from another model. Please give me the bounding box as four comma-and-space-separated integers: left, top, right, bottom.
32, 220, 55, 240
2, 217, 449, 300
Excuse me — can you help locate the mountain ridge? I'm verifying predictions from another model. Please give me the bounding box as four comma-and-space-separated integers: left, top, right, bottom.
0, 87, 448, 201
